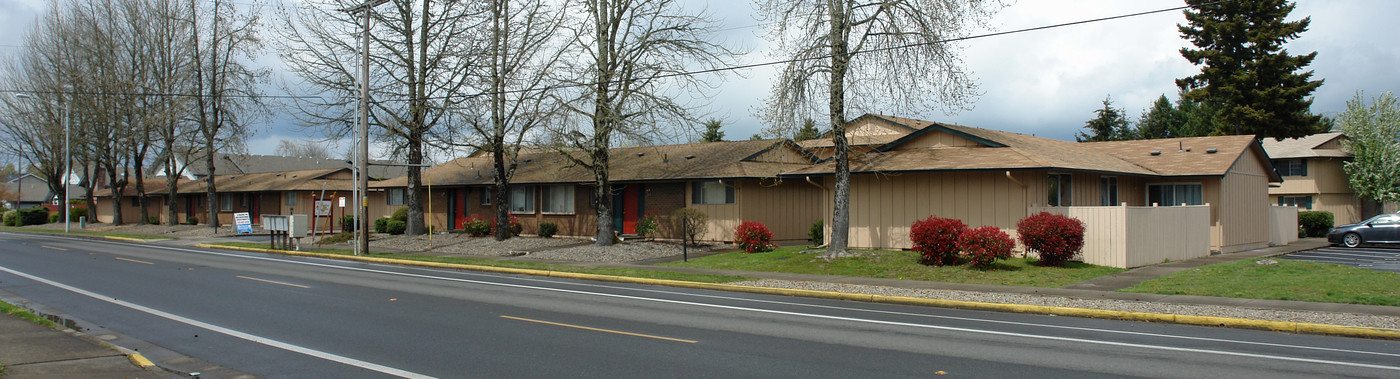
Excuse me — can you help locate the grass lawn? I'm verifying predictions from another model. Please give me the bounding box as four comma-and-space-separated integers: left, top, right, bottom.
0, 226, 174, 240
1121, 259, 1400, 306
659, 246, 1126, 287
207, 242, 749, 284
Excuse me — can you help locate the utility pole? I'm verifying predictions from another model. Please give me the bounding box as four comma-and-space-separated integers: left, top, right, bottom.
340, 0, 388, 255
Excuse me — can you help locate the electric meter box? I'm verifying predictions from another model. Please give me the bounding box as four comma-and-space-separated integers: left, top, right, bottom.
288, 214, 309, 238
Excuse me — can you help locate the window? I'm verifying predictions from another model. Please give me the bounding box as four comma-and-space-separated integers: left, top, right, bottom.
1100, 177, 1118, 206
541, 185, 574, 213
386, 188, 406, 206
1374, 215, 1400, 225
1048, 173, 1072, 206
1147, 183, 1203, 206
1273, 159, 1308, 177
220, 193, 233, 211
130, 197, 140, 207
285, 191, 297, 206
239, 194, 248, 207
1278, 196, 1313, 210
479, 187, 492, 205
509, 186, 535, 213
692, 181, 735, 205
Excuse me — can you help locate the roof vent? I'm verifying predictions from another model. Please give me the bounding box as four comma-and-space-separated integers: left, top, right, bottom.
684, 155, 695, 159
1150, 150, 1162, 156
523, 158, 532, 163
1206, 148, 1218, 154
636, 152, 645, 157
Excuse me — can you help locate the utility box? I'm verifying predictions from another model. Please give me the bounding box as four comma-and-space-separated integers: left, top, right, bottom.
288, 214, 309, 238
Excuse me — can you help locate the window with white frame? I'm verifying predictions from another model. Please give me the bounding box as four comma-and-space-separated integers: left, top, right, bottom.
386, 188, 406, 206
285, 191, 297, 206
1147, 183, 1203, 206
220, 193, 233, 211
479, 187, 492, 205
1100, 177, 1118, 206
1278, 196, 1313, 210
691, 181, 734, 205
509, 186, 535, 213
1048, 173, 1072, 206
541, 185, 574, 213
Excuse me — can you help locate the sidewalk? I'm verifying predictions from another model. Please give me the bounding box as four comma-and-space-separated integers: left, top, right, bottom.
0, 314, 175, 378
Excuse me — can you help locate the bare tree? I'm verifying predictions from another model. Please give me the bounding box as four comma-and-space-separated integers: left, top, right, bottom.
274, 139, 333, 158
551, 0, 735, 246
277, 0, 485, 235
141, 0, 199, 226
191, 0, 268, 229
757, 0, 1000, 256
440, 0, 564, 240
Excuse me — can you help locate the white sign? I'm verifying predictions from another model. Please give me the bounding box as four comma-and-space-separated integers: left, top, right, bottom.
338, 197, 346, 207
233, 212, 253, 234
315, 200, 332, 216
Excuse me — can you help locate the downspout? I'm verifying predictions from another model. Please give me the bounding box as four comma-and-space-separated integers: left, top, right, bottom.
805, 176, 830, 248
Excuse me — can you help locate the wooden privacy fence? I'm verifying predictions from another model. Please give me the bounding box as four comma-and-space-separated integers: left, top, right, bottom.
1267, 205, 1300, 247
1028, 204, 1211, 268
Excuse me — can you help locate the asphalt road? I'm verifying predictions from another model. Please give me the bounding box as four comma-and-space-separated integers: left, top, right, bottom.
1283, 245, 1400, 273
2, 232, 1399, 378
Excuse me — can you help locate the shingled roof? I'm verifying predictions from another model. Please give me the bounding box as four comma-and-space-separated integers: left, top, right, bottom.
150, 168, 355, 194
374, 139, 818, 188
1258, 132, 1350, 159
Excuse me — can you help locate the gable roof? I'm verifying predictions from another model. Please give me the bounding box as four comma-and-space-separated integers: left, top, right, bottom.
374, 139, 817, 188
145, 168, 356, 195
795, 114, 924, 149
1259, 132, 1350, 159
158, 148, 407, 180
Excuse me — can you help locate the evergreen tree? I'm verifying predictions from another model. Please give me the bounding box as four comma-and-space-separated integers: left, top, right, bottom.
1136, 95, 1179, 139
792, 118, 821, 141
1177, 0, 1324, 139
1174, 94, 1220, 138
700, 119, 725, 142
1077, 96, 1135, 142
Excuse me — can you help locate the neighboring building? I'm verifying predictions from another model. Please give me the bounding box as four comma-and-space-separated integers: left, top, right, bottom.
152, 149, 407, 181
3, 173, 81, 209
94, 168, 357, 227
1260, 132, 1396, 226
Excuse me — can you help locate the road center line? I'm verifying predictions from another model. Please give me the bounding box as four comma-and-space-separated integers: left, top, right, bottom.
115, 257, 154, 265
501, 315, 697, 343
0, 265, 434, 379
237, 275, 310, 289
40, 245, 67, 251
32, 237, 1400, 366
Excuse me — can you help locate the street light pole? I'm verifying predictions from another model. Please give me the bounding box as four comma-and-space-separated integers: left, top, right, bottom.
340, 0, 388, 256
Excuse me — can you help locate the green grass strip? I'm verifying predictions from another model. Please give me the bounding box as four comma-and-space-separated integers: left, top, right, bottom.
0, 299, 56, 328
660, 245, 1125, 287
0, 226, 175, 240
207, 242, 749, 284
1121, 258, 1400, 306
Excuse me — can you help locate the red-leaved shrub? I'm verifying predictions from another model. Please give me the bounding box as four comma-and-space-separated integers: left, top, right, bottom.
462, 215, 491, 237
734, 221, 777, 253
910, 216, 968, 266
487, 214, 523, 237
1016, 212, 1086, 267
958, 226, 1015, 269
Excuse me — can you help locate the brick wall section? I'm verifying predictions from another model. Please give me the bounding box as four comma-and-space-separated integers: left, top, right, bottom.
644, 182, 686, 239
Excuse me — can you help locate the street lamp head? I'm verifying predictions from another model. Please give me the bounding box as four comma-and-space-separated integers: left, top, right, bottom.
15, 93, 32, 100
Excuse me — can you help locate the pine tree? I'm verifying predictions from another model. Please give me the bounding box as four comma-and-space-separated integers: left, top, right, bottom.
1177, 0, 1324, 139
1136, 95, 1179, 139
792, 118, 821, 141
700, 119, 725, 142
1077, 96, 1134, 142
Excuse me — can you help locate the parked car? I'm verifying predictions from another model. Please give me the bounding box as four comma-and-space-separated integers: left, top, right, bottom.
1327, 213, 1400, 248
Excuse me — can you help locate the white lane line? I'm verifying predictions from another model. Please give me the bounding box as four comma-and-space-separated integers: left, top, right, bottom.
0, 265, 434, 379
26, 235, 1400, 363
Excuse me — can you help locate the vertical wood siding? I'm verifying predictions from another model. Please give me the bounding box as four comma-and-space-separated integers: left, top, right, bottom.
893, 130, 982, 150
1031, 205, 1211, 268
848, 171, 1031, 249
1218, 153, 1271, 253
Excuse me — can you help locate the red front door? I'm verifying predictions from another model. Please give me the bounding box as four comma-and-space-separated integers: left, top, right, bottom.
622, 185, 639, 234
454, 190, 468, 229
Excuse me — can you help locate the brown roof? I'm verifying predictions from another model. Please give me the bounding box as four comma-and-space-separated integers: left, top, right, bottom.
1259, 132, 1350, 159
155, 168, 355, 194
1080, 135, 1269, 178
375, 140, 816, 188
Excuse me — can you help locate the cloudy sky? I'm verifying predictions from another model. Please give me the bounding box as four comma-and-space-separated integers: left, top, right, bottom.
2, 0, 1397, 158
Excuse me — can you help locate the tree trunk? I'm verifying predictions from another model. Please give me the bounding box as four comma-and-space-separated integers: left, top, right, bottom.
405, 132, 426, 235
492, 137, 512, 240
824, 0, 852, 257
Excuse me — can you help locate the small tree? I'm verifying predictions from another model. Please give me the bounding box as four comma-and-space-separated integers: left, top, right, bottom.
1338, 91, 1400, 207
1017, 212, 1086, 267
700, 119, 725, 142
910, 216, 967, 266
792, 118, 821, 141
1077, 95, 1135, 142
672, 208, 708, 246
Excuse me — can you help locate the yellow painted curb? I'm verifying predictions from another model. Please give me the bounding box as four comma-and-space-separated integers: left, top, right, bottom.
128, 352, 156, 368
103, 236, 151, 243
190, 243, 1400, 339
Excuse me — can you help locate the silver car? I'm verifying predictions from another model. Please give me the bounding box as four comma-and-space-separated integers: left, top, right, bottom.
1327, 213, 1400, 248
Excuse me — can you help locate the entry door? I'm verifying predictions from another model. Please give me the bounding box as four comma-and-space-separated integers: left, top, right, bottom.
611, 185, 642, 235
250, 194, 261, 221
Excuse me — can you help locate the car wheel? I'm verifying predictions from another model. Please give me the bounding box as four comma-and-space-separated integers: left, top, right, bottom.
1342, 233, 1362, 248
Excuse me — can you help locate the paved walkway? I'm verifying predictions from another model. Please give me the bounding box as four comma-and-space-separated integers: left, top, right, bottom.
0, 313, 176, 378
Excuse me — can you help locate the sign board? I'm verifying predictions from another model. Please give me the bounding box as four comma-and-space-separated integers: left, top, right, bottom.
338, 197, 346, 207
233, 212, 253, 234
315, 200, 332, 216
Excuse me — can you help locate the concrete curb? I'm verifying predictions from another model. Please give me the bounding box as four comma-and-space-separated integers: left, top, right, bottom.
127, 352, 156, 368
191, 243, 1400, 340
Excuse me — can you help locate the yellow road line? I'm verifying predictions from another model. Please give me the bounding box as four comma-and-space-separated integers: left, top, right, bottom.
236, 275, 310, 289
40, 245, 67, 251
500, 315, 697, 344
115, 257, 154, 265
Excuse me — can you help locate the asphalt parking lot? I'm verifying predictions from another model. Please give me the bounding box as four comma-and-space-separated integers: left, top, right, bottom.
1282, 245, 1400, 273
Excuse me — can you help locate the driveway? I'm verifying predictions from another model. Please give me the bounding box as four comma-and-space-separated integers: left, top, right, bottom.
1282, 245, 1400, 273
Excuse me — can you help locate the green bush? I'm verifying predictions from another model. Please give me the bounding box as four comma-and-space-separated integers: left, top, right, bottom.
68, 207, 87, 222
636, 214, 658, 239
538, 222, 558, 238
392, 207, 408, 222
68, 199, 86, 206
148, 217, 160, 225
48, 212, 58, 223
186, 216, 199, 225
19, 207, 48, 226
1299, 211, 1334, 238
808, 219, 824, 245
341, 216, 357, 232
374, 217, 392, 233
462, 215, 491, 237
385, 220, 407, 235
3, 210, 18, 226
672, 208, 708, 245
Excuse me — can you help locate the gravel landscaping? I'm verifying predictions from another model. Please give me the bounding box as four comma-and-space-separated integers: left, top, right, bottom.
366, 233, 734, 263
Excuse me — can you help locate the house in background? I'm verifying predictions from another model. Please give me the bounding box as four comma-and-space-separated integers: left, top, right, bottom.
784, 114, 1288, 266
3, 173, 82, 210
1260, 132, 1397, 225
94, 168, 357, 227
372, 139, 822, 243
152, 149, 406, 181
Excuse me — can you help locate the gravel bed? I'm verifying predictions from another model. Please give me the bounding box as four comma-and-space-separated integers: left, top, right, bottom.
729, 279, 1400, 329
368, 233, 731, 263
